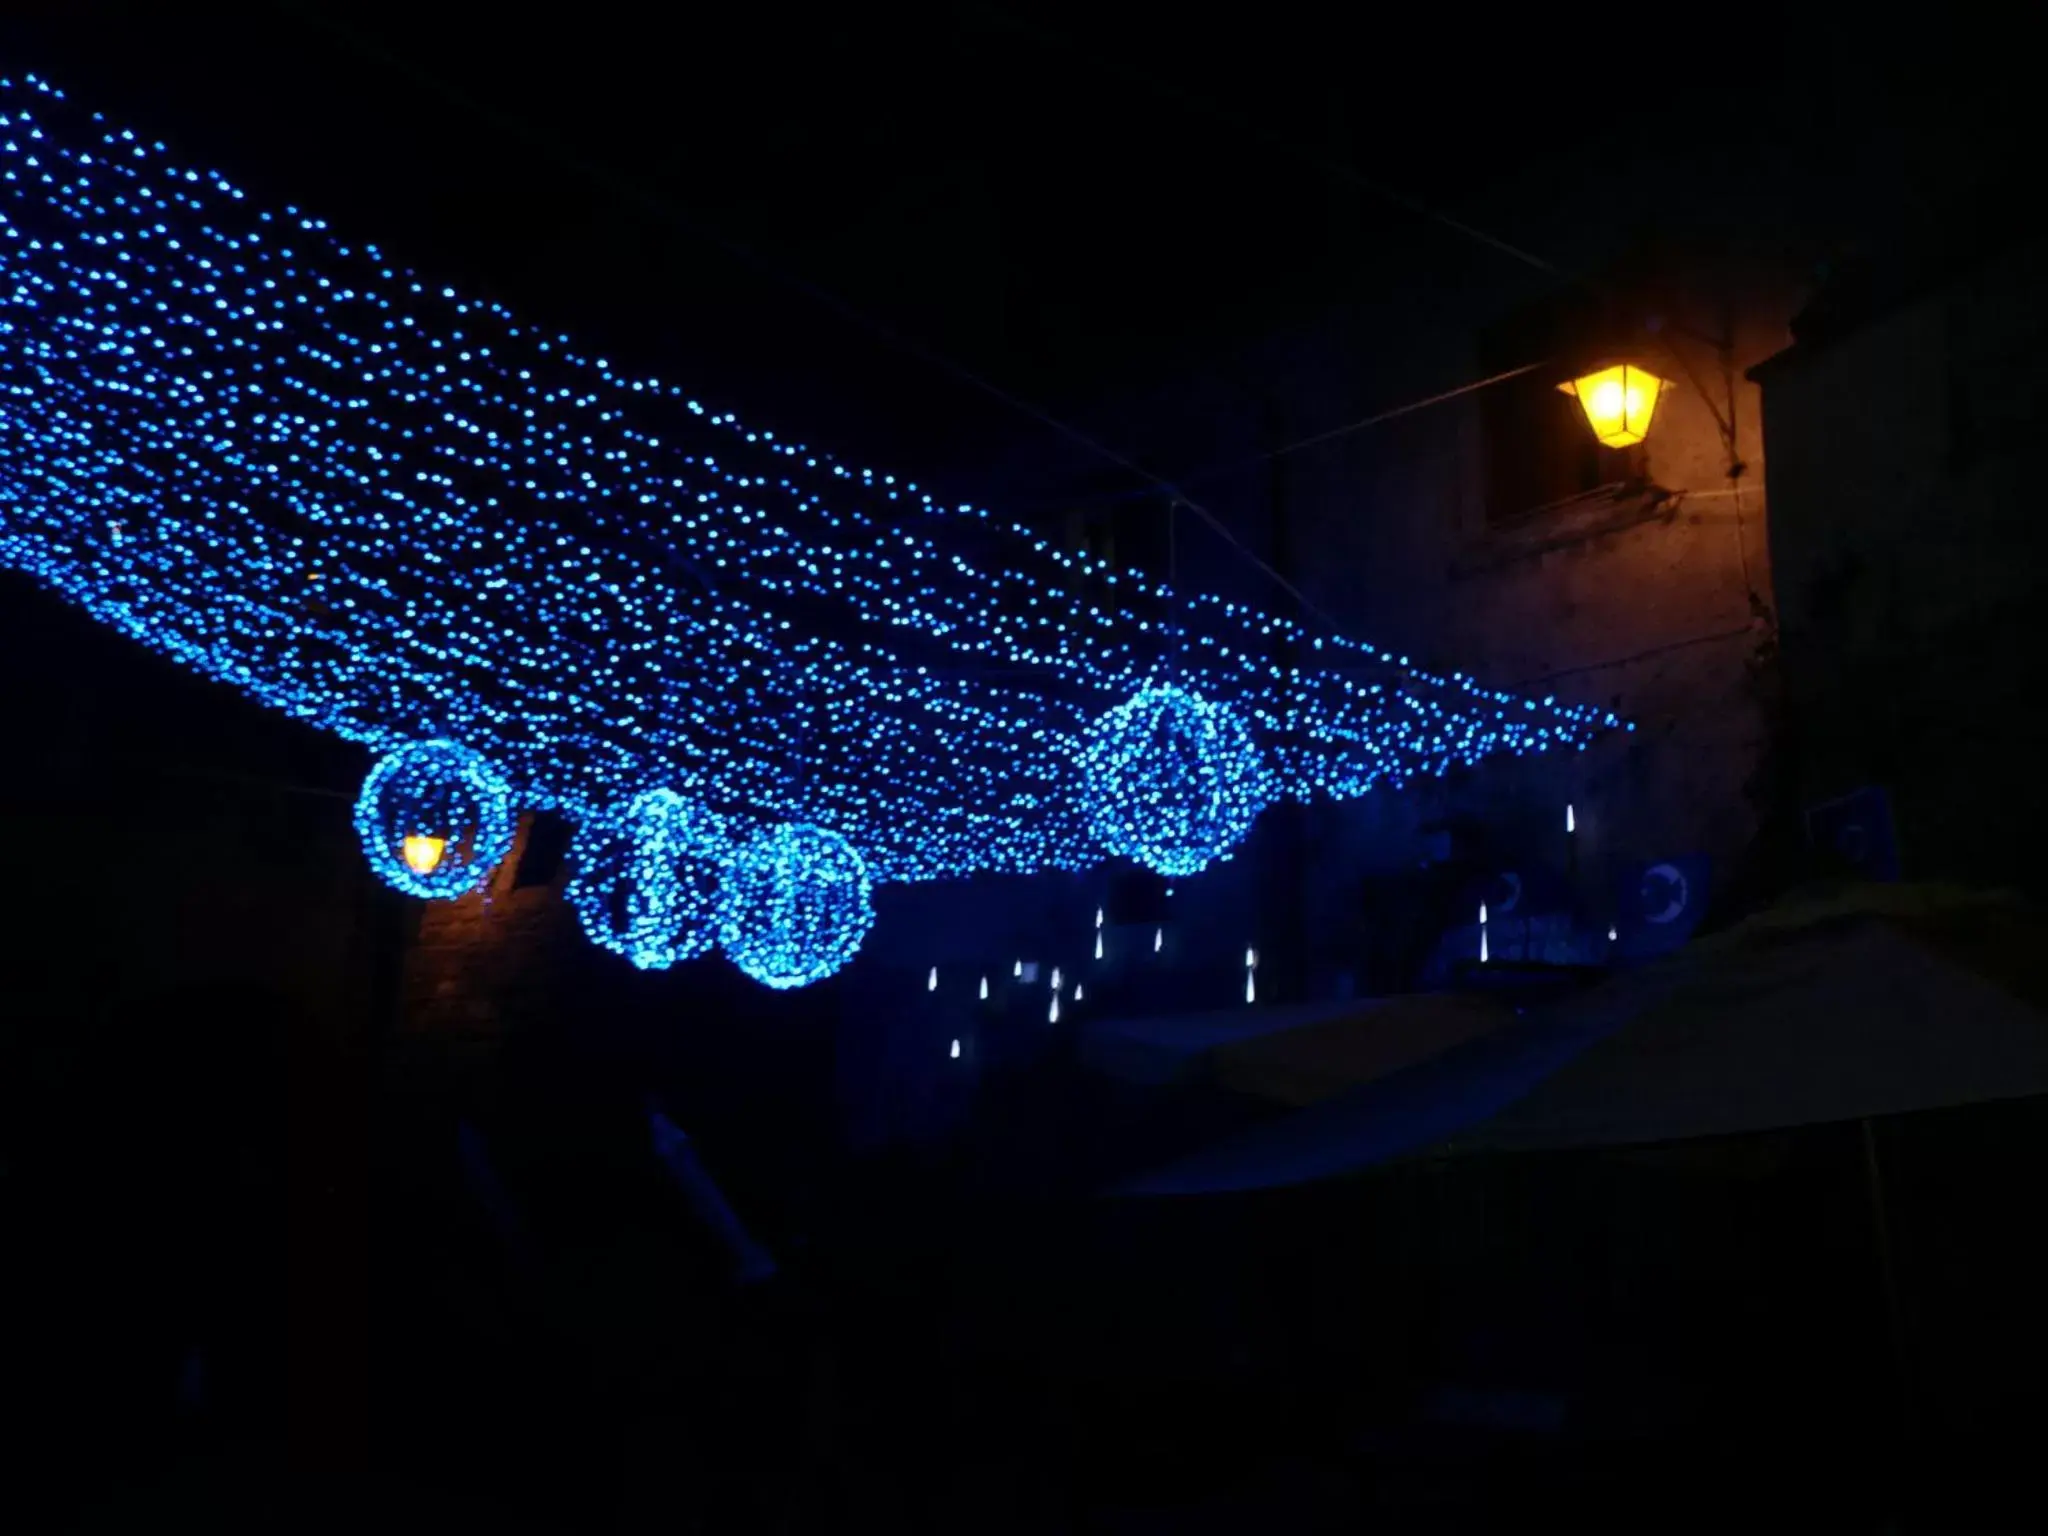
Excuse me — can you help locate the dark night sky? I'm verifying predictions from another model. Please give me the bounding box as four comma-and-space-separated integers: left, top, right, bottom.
2, 4, 2025, 503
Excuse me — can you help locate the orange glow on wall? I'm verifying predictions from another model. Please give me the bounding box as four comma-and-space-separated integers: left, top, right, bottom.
401, 833, 447, 875
1559, 363, 1667, 448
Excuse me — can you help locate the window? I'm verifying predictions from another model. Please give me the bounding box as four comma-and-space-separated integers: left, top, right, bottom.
1479, 288, 1645, 524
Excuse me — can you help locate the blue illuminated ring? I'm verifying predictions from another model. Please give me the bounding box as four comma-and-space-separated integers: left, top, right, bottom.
354, 739, 517, 899
567, 789, 728, 970
1077, 684, 1271, 878
718, 821, 875, 989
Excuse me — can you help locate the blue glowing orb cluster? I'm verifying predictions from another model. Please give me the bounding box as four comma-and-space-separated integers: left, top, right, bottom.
1078, 685, 1272, 877
0, 71, 1623, 910
353, 739, 515, 899
719, 822, 876, 989
566, 788, 729, 971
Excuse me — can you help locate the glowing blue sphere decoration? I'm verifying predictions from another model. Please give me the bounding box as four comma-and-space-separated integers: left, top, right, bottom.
354, 739, 516, 899
718, 822, 875, 990
1077, 685, 1271, 878
566, 790, 728, 970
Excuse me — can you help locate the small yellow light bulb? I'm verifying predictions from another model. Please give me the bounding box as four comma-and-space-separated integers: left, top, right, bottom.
402, 834, 446, 875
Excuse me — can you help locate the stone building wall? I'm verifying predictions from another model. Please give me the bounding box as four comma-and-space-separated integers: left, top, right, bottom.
1754, 229, 2048, 888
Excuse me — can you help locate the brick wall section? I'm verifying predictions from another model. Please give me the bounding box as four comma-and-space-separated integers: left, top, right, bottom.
398, 813, 583, 1076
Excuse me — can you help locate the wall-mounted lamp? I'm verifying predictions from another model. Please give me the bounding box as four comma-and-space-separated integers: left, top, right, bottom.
1558, 363, 1668, 448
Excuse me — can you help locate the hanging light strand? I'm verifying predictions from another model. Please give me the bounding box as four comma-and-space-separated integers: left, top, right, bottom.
0, 73, 1623, 890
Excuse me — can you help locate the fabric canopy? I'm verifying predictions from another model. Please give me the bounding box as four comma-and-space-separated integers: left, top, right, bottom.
1116, 885, 2048, 1196
1080, 993, 1510, 1101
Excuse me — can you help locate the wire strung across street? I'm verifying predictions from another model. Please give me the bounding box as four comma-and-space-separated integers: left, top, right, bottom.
269, 0, 1574, 633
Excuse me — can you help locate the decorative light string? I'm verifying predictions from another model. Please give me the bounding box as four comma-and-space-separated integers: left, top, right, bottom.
0, 72, 1622, 899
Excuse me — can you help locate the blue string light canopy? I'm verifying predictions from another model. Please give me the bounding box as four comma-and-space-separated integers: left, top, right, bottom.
1078, 684, 1271, 876
0, 72, 1628, 965
565, 788, 728, 970
718, 822, 875, 989
353, 739, 516, 899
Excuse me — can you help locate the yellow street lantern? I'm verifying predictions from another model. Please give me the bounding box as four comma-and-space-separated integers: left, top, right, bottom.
1558, 363, 1667, 448
402, 833, 447, 875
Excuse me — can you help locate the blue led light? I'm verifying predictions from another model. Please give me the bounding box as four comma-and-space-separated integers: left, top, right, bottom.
353, 739, 515, 899
566, 788, 728, 970
1078, 685, 1271, 876
0, 72, 1622, 918
718, 822, 875, 989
